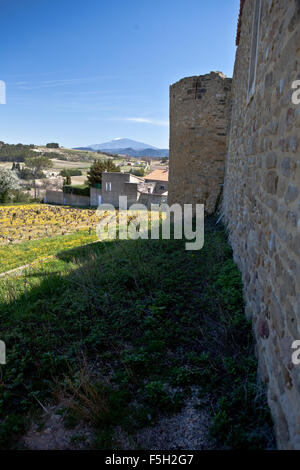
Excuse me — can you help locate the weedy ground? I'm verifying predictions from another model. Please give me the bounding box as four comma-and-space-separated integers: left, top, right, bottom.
0, 216, 275, 449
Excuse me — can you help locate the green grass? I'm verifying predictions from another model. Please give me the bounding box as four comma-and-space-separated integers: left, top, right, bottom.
0, 230, 98, 273
0, 217, 274, 449
0, 202, 40, 207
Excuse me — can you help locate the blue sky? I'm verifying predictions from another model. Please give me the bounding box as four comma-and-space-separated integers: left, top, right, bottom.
0, 0, 240, 148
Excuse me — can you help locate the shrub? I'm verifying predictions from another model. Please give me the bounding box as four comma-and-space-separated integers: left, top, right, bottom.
46, 143, 59, 148
63, 184, 90, 196
60, 169, 83, 177
130, 167, 145, 177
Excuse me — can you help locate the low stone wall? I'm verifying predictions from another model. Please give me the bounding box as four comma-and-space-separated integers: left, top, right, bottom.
65, 193, 90, 207
139, 192, 168, 208
45, 190, 90, 207
45, 190, 64, 205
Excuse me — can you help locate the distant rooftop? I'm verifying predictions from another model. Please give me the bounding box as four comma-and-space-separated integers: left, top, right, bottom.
145, 169, 169, 182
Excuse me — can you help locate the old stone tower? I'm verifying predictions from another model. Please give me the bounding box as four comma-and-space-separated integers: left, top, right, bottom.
168, 72, 232, 213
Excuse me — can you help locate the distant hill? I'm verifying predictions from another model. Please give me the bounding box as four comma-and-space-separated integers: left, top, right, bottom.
74, 138, 169, 158
75, 147, 96, 152
85, 138, 158, 151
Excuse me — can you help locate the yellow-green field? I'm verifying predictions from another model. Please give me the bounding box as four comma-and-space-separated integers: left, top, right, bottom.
0, 229, 98, 273
0, 203, 107, 273
0, 204, 156, 273
0, 204, 101, 244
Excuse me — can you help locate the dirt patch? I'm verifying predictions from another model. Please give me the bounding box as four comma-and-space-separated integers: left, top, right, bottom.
21, 405, 94, 450
21, 393, 215, 450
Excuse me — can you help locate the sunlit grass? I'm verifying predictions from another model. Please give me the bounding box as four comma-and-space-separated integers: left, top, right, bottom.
0, 230, 98, 273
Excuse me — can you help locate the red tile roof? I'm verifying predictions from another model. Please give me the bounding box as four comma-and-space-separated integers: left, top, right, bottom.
236, 0, 247, 46
144, 169, 169, 182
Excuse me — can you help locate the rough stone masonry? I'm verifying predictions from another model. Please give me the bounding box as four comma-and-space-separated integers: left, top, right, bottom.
168, 0, 300, 450
168, 72, 232, 213
223, 0, 300, 449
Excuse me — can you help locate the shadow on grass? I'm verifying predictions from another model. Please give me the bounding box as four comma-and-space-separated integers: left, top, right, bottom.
56, 240, 103, 263
0, 217, 275, 450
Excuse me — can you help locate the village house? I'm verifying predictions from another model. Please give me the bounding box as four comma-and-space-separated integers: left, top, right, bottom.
45, 169, 169, 208
144, 169, 169, 194
101, 171, 145, 206
102, 170, 168, 207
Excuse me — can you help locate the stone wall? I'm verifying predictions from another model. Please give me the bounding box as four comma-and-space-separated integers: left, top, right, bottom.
45, 190, 64, 205
139, 192, 168, 208
66, 193, 90, 207
45, 190, 90, 207
223, 0, 300, 449
168, 72, 232, 213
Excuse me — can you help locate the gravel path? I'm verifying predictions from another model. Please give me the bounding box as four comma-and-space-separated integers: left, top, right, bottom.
115, 392, 216, 450
21, 392, 216, 450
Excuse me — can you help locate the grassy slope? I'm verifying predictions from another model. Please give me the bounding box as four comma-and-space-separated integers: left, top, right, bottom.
0, 218, 274, 449
0, 230, 98, 273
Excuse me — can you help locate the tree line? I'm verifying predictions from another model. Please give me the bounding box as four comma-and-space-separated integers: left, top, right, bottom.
0, 142, 38, 162
0, 142, 60, 162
